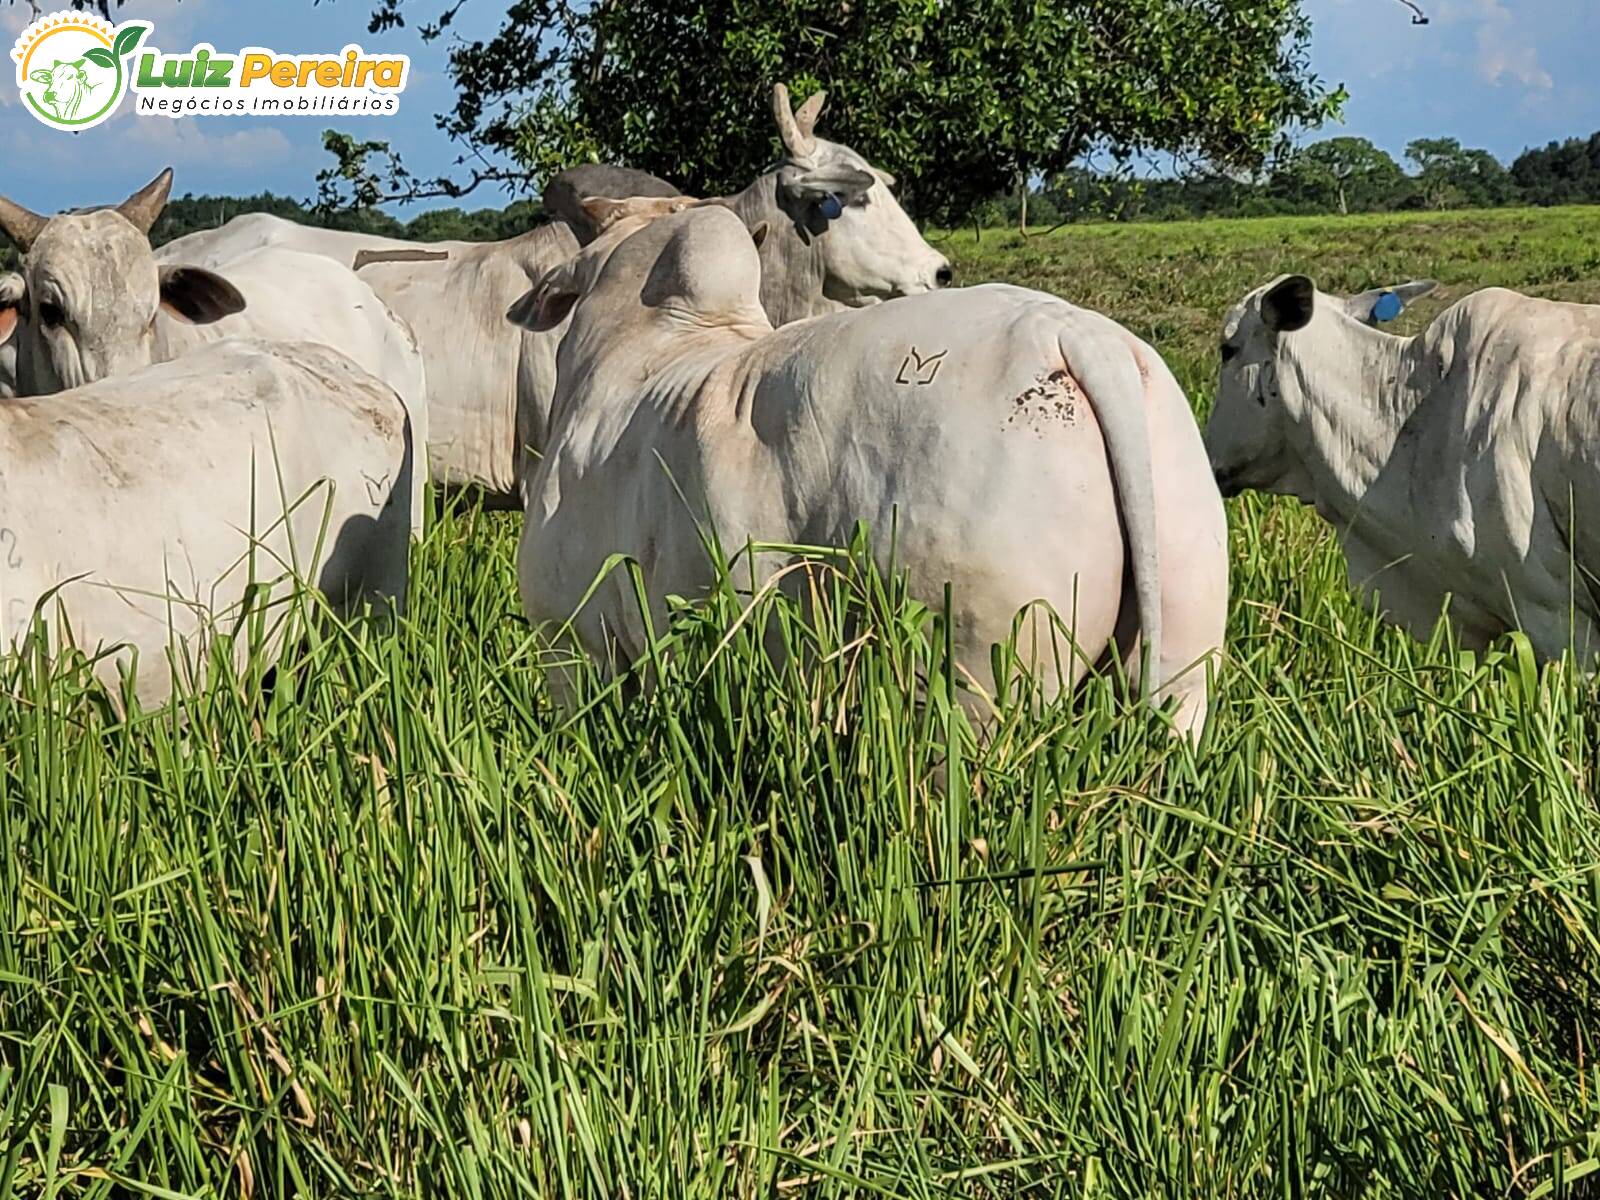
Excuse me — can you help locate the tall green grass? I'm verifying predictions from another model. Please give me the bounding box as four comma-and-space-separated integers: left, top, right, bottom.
6, 206, 1600, 1197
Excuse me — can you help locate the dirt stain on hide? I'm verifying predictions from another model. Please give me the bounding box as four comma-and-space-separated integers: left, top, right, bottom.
1131, 347, 1151, 388
1006, 368, 1080, 436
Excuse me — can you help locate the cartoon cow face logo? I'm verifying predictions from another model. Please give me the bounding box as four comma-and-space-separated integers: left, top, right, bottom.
33, 56, 98, 121
11, 12, 148, 131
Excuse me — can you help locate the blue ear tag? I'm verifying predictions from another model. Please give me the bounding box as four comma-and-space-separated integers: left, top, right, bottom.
1370, 291, 1404, 323
818, 194, 844, 220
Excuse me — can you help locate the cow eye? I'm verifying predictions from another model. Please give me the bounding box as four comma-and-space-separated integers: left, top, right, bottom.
38, 301, 64, 329
1220, 342, 1239, 364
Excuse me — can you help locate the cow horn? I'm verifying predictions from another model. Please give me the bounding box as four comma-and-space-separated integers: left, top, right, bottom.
772, 83, 815, 160
0, 195, 48, 254
115, 167, 174, 236
794, 90, 826, 141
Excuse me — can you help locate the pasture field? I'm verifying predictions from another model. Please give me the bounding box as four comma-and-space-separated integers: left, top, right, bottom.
6, 205, 1600, 1198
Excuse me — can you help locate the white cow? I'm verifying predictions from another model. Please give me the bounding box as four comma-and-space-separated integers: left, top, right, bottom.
151, 84, 953, 505
1206, 273, 1600, 661
0, 338, 413, 707
154, 247, 430, 536
157, 213, 414, 269
341, 223, 586, 503
507, 204, 1228, 736
0, 171, 430, 535
719, 84, 952, 324
163, 206, 583, 504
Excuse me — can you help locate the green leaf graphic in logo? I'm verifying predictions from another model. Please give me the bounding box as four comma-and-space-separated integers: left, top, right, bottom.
112, 24, 146, 61
83, 47, 115, 69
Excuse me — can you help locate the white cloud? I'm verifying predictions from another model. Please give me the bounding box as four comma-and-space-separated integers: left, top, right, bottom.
124, 112, 294, 170
0, 100, 294, 211
1434, 0, 1554, 91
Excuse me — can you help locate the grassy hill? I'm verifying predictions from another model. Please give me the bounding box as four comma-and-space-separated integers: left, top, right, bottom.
5, 206, 1600, 1197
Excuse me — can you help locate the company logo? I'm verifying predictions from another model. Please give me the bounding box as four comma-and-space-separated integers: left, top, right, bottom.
11, 11, 409, 129
12, 12, 148, 130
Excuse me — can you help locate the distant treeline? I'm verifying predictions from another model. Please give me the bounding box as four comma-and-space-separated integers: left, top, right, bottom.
4, 128, 1600, 272
144, 128, 1600, 250
0, 192, 550, 270
980, 131, 1600, 227
147, 192, 549, 248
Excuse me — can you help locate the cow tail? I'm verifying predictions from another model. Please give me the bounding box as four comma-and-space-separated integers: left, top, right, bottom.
1063, 326, 1163, 703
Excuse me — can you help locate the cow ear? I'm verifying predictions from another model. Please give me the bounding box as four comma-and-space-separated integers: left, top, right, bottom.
1391, 279, 1440, 305
1346, 279, 1439, 325
29, 70, 51, 84
1262, 275, 1315, 334
750, 222, 770, 250
781, 164, 875, 204
507, 285, 578, 333
158, 265, 245, 325
579, 197, 629, 234
0, 274, 25, 345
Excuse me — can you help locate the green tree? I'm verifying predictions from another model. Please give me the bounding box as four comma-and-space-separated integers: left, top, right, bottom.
1406, 137, 1514, 210
1510, 133, 1600, 206
401, 201, 545, 241
1271, 137, 1411, 214
333, 0, 1345, 224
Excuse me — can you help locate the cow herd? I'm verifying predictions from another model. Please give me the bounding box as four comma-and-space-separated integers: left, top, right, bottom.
0, 83, 1594, 733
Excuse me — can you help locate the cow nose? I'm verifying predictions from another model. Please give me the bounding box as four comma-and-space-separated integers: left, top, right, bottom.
935, 263, 954, 289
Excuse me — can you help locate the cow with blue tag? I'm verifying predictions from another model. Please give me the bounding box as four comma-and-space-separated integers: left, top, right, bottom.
1205, 272, 1600, 663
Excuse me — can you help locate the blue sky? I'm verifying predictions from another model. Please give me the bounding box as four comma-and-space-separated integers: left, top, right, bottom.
0, 0, 1594, 217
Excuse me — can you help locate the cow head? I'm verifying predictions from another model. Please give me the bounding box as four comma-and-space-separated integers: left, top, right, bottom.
764, 84, 951, 312
1205, 274, 1438, 499
0, 168, 245, 393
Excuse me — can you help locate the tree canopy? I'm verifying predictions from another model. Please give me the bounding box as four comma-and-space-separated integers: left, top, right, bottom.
1407, 137, 1514, 210
1271, 137, 1409, 214
327, 0, 1346, 222
1511, 133, 1600, 207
